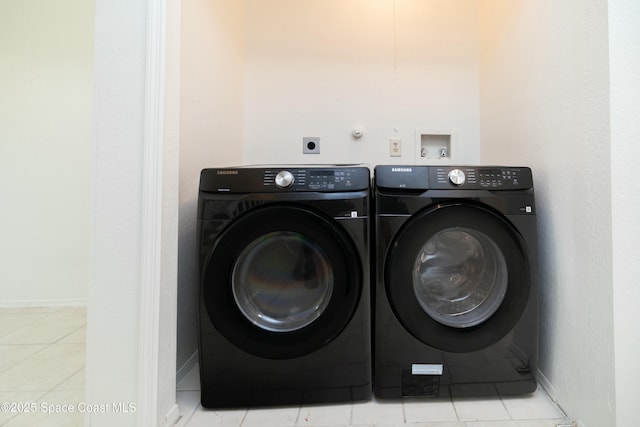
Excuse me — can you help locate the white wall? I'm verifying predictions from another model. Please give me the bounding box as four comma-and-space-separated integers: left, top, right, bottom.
175, 0, 481, 371
88, 0, 182, 424
87, 0, 147, 423
0, 0, 93, 306
177, 0, 246, 372
243, 0, 481, 166
609, 0, 640, 426
479, 1, 615, 426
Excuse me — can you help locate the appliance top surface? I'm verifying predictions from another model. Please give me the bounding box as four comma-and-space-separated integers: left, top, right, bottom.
200, 165, 370, 193
239, 163, 370, 168
375, 165, 533, 192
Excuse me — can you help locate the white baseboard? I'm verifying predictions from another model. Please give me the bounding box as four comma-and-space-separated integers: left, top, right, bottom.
537, 369, 577, 426
536, 369, 558, 402
163, 403, 181, 427
176, 351, 198, 386
0, 298, 87, 308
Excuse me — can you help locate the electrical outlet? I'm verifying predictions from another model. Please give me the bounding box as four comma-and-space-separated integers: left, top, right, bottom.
303, 137, 320, 154
390, 137, 402, 157
440, 147, 448, 158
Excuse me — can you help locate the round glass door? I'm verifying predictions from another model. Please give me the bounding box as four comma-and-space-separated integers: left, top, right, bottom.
202, 204, 362, 359
413, 227, 508, 328
232, 231, 334, 332
385, 202, 530, 353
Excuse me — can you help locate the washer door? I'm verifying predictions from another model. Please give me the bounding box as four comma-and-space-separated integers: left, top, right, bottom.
385, 202, 530, 353
202, 204, 362, 359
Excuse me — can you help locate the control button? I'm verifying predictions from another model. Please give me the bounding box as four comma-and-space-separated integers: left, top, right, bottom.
275, 170, 294, 188
448, 169, 466, 186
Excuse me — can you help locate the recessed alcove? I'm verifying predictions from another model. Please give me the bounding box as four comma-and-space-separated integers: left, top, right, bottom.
172, 2, 636, 426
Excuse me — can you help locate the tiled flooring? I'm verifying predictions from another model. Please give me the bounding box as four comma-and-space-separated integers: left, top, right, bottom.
0, 306, 86, 427
0, 307, 574, 427
176, 363, 574, 427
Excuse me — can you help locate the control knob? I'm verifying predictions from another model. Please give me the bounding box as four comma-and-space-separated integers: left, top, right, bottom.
275, 170, 294, 188
448, 169, 466, 186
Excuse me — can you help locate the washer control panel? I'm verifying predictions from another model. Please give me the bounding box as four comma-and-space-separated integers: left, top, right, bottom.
431, 167, 531, 189
375, 165, 533, 190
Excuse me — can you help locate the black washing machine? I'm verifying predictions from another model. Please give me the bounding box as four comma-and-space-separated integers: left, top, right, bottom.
373, 165, 538, 399
198, 166, 372, 408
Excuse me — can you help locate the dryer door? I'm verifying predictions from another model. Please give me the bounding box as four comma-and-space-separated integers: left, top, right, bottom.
385, 202, 530, 353
202, 204, 362, 359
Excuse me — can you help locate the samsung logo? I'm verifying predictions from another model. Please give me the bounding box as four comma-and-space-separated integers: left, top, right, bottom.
391, 167, 413, 173
216, 170, 238, 175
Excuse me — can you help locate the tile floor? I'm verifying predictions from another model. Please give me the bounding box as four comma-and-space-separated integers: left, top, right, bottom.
0, 307, 574, 427
0, 306, 86, 427
176, 363, 574, 427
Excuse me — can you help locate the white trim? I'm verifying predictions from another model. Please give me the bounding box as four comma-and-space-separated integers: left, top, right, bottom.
137, 0, 167, 425
0, 299, 87, 308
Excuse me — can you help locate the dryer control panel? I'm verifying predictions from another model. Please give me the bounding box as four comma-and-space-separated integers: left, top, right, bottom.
200, 166, 370, 193
375, 165, 533, 190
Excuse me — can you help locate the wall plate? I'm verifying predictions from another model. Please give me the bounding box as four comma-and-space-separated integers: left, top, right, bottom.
303, 137, 320, 154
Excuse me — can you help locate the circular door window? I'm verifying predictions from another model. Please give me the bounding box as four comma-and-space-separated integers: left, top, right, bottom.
202, 204, 362, 359
385, 202, 530, 353
413, 227, 508, 328
232, 231, 334, 332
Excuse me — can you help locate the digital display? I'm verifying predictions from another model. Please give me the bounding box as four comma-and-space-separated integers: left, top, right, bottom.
479, 169, 502, 176
313, 171, 335, 177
